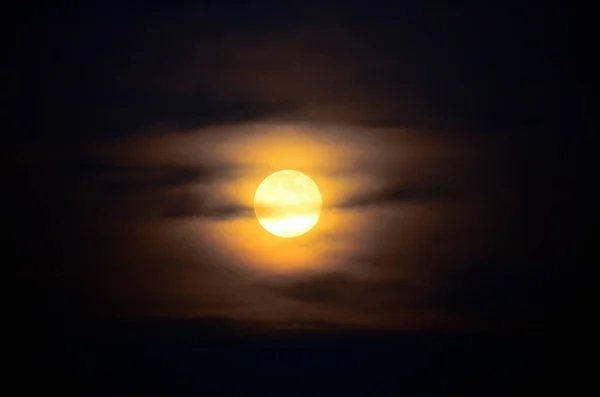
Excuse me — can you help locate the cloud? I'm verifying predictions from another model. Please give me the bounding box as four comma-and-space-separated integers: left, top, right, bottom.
61, 157, 233, 190
337, 183, 456, 209
87, 165, 201, 192
268, 273, 427, 316
161, 25, 432, 130
37, 156, 254, 220
63, 159, 458, 220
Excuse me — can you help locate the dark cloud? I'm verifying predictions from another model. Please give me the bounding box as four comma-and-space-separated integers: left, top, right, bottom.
338, 184, 456, 209
43, 154, 458, 220
55, 156, 234, 190
87, 189, 251, 220
270, 273, 427, 315
81, 165, 201, 192
24, 154, 253, 221
161, 26, 429, 128
77, 172, 251, 221
56, 160, 458, 220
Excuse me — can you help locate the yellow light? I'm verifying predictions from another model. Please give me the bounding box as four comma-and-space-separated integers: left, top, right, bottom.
254, 170, 322, 238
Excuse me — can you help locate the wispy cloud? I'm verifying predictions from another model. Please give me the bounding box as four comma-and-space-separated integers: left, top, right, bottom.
338, 184, 456, 209
262, 272, 429, 316
38, 156, 250, 220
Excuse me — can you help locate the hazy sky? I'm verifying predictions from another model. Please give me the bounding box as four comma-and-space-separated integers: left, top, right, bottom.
10, 3, 574, 333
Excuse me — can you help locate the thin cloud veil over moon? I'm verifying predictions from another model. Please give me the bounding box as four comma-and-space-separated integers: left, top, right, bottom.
15, 119, 548, 332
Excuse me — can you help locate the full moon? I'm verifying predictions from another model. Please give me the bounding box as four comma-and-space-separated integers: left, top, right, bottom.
254, 170, 322, 238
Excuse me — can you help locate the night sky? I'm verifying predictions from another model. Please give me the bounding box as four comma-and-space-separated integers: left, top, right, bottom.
10, 2, 578, 395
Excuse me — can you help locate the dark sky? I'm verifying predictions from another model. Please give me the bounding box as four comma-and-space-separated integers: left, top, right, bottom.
12, 2, 574, 139
9, 1, 578, 393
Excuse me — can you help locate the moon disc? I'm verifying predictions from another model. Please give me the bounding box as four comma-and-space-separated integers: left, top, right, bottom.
254, 170, 322, 238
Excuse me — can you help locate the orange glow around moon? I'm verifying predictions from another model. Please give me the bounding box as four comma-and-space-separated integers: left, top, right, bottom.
254, 170, 322, 238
